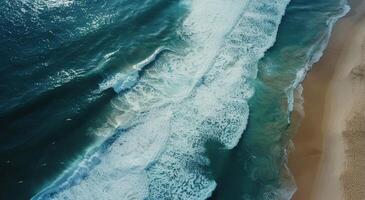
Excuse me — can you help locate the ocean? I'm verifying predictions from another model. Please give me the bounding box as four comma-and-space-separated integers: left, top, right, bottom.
0, 0, 348, 199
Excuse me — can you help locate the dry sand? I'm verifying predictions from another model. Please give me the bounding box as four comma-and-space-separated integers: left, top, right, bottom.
289, 0, 365, 199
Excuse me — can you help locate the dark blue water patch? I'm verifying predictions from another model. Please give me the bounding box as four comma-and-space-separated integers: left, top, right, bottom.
0, 0, 188, 199
208, 0, 348, 199
0, 0, 185, 114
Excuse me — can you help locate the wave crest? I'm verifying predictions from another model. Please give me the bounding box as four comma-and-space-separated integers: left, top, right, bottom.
33, 0, 291, 199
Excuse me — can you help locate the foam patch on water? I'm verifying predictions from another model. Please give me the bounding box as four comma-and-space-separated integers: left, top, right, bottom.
20, 0, 74, 10
42, 0, 73, 8
33, 0, 291, 199
99, 47, 168, 93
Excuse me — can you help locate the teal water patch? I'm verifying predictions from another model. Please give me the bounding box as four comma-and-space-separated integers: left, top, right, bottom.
209, 0, 349, 199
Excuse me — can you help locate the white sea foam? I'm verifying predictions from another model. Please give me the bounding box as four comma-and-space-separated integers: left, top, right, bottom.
42, 0, 73, 8
33, 0, 291, 199
99, 47, 167, 93
20, 0, 74, 10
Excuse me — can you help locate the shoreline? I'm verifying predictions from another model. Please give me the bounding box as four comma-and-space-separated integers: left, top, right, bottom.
289, 0, 365, 199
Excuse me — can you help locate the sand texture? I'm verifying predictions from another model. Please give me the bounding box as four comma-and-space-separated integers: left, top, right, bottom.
289, 0, 365, 199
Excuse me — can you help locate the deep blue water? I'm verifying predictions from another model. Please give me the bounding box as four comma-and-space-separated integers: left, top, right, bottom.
0, 0, 348, 199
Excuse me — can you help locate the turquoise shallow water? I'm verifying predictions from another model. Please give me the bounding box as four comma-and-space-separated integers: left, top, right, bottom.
0, 0, 348, 199
210, 0, 348, 199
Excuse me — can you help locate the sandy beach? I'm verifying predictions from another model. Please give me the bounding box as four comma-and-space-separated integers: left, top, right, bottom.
289, 0, 365, 199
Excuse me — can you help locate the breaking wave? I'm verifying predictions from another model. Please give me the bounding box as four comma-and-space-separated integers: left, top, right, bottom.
33, 0, 291, 199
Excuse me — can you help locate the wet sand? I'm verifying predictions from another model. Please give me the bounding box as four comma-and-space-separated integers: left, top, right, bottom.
289, 0, 365, 199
